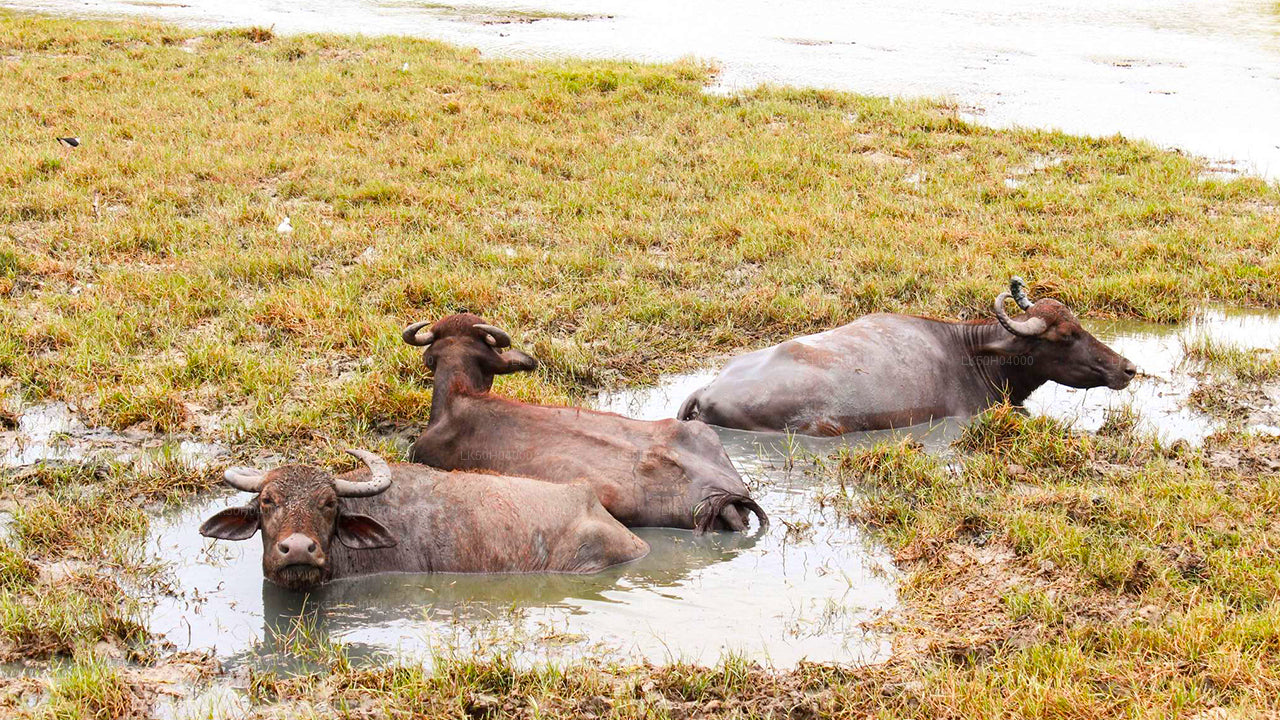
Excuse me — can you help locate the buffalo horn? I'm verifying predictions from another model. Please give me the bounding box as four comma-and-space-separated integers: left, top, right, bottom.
224, 466, 267, 493
334, 449, 393, 498
473, 323, 511, 348
402, 321, 435, 347
994, 291, 1048, 338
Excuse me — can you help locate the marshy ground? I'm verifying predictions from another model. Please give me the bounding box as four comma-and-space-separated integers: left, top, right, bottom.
2, 10, 1280, 719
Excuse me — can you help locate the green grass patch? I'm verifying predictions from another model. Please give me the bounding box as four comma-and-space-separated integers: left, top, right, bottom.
954, 404, 1094, 471
0, 578, 149, 662
816, 415, 1280, 716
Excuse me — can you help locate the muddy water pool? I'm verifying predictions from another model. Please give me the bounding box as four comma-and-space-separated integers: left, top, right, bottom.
4, 0, 1279, 176
146, 429, 906, 669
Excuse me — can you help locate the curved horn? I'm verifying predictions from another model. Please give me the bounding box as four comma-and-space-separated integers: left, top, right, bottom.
472, 323, 511, 348
402, 321, 435, 347
334, 449, 393, 498
994, 291, 1048, 338
224, 466, 267, 493
1009, 276, 1034, 311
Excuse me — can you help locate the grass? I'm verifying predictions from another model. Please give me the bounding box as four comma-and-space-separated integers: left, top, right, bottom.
816, 407, 1280, 716
1, 9, 1280, 719
1, 11, 1278, 450
246, 649, 881, 718
1182, 334, 1280, 422
0, 460, 216, 662
38, 657, 139, 720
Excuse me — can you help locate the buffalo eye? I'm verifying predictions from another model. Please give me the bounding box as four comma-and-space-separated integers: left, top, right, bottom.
425, 355, 436, 369
322, 498, 337, 510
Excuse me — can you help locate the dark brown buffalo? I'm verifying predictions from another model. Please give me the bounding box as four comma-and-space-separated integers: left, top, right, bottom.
200, 449, 649, 591
679, 278, 1137, 435
402, 314, 767, 534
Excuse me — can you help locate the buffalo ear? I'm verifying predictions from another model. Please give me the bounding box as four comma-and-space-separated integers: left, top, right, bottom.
495, 350, 538, 375
199, 506, 260, 541
336, 513, 397, 550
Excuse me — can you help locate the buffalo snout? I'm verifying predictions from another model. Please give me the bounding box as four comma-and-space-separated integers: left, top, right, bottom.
275, 532, 323, 566
1110, 358, 1138, 390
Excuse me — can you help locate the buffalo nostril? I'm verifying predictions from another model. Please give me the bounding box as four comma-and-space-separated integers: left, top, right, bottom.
278, 543, 290, 555
1124, 363, 1137, 377
307, 542, 317, 553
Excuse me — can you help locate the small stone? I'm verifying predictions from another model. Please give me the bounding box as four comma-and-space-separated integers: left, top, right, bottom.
1137, 605, 1162, 623
37, 560, 92, 585
93, 640, 124, 660
466, 693, 501, 718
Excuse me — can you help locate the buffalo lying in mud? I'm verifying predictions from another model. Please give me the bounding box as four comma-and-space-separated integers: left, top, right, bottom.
200, 449, 649, 591
679, 278, 1137, 435
401, 314, 768, 534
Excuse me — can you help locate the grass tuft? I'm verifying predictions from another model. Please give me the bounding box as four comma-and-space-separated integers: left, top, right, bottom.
1182, 334, 1280, 382
41, 656, 138, 720
954, 404, 1093, 471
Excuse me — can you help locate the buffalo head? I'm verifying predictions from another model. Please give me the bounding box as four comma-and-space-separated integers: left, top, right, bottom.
988, 277, 1136, 391
199, 449, 397, 591
402, 313, 538, 393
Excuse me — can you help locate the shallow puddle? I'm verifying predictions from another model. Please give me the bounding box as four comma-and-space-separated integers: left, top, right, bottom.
0, 401, 228, 470
7, 0, 1280, 175
1027, 307, 1280, 442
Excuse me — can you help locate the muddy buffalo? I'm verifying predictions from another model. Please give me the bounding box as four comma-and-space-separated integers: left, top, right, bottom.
199, 449, 649, 591
402, 314, 767, 533
679, 278, 1137, 435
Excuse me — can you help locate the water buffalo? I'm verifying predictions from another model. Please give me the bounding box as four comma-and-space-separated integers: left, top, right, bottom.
678, 278, 1137, 435
401, 314, 768, 534
199, 449, 649, 591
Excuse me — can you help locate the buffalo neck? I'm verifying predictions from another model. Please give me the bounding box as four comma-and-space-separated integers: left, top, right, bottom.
946, 319, 1046, 406
427, 358, 492, 425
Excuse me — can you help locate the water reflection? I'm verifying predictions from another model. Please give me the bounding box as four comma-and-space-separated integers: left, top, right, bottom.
148, 468, 896, 668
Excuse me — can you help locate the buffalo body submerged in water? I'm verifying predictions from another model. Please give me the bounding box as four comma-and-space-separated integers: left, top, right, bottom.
680, 278, 1137, 435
